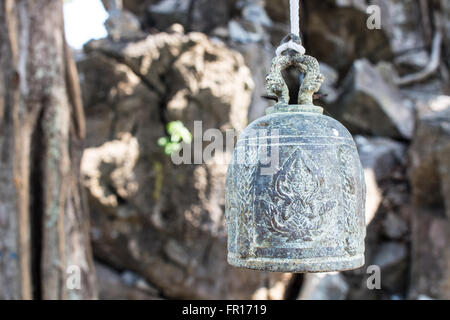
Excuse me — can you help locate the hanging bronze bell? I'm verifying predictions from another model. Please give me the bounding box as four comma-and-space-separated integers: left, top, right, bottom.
225, 48, 366, 273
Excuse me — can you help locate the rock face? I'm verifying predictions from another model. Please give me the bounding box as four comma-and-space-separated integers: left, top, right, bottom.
301, 1, 392, 73
299, 273, 349, 300
144, 0, 236, 33
96, 262, 160, 300
356, 136, 406, 182
355, 135, 406, 224
332, 59, 414, 139
410, 100, 450, 213
78, 25, 293, 299
343, 134, 410, 300
102, 0, 145, 40
372, 241, 408, 292
371, 0, 429, 69
441, 0, 450, 63
409, 101, 450, 299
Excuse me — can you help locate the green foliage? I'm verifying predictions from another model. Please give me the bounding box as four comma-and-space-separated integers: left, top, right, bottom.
158, 121, 192, 155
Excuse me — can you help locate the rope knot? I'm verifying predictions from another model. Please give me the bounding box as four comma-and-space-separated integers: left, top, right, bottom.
276, 33, 305, 56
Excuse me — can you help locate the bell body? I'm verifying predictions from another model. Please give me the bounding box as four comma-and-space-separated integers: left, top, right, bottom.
225, 105, 366, 272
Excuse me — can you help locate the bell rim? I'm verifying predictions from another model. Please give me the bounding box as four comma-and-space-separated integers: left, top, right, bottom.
227, 253, 365, 273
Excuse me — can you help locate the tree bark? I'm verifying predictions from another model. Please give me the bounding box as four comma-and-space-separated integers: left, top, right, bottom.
0, 0, 97, 299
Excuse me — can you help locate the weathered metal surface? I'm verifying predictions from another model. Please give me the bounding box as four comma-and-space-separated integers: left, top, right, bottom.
225, 45, 366, 273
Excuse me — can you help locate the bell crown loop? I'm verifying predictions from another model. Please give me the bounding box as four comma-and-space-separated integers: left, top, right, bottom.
266, 35, 325, 108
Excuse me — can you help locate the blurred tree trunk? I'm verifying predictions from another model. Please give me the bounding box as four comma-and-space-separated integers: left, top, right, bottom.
0, 0, 97, 299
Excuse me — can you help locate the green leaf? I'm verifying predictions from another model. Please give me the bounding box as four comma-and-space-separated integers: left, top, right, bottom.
158, 137, 169, 147
159, 121, 192, 155
164, 142, 181, 155
170, 132, 182, 143
167, 121, 184, 135
167, 121, 192, 144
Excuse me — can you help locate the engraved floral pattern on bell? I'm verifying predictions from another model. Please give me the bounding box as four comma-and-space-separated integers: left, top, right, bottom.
261, 147, 337, 242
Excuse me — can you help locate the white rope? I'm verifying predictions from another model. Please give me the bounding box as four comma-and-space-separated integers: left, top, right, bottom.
290, 0, 300, 37
276, 0, 305, 56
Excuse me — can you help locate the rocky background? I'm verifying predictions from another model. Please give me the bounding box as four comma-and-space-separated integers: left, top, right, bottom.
74, 0, 450, 299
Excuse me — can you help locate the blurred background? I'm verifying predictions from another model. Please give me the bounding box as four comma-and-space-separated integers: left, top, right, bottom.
0, 0, 449, 300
